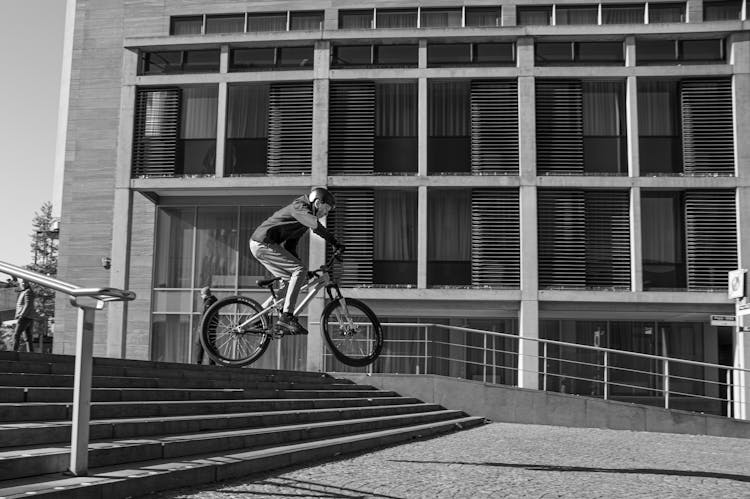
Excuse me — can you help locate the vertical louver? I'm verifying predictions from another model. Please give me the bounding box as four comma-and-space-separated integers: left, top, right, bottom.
132, 87, 181, 177
680, 79, 734, 175
470, 80, 519, 174
536, 80, 584, 174
684, 190, 737, 290
267, 82, 313, 175
328, 82, 375, 174
538, 190, 586, 288
584, 191, 631, 289
327, 189, 375, 286
471, 189, 520, 287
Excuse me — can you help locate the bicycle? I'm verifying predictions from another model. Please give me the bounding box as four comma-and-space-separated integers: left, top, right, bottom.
199, 249, 383, 368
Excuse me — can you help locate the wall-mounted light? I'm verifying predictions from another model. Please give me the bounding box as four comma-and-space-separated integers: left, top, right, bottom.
101, 257, 111, 270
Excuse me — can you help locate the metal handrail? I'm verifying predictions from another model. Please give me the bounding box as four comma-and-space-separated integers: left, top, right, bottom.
0, 260, 135, 476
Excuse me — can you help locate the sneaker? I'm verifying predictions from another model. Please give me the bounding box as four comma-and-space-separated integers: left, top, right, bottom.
277, 312, 308, 335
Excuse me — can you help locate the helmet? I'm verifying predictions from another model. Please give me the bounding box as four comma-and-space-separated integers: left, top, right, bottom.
309, 187, 335, 210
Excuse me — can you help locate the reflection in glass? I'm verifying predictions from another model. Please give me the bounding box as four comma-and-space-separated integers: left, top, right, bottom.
194, 207, 238, 289
374, 190, 418, 285
339, 10, 373, 29
151, 314, 192, 363
205, 14, 245, 33
154, 207, 194, 288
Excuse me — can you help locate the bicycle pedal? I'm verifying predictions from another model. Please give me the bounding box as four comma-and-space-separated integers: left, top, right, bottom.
270, 326, 285, 339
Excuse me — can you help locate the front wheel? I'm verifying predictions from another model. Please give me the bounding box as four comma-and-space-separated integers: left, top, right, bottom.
200, 296, 271, 367
321, 298, 383, 367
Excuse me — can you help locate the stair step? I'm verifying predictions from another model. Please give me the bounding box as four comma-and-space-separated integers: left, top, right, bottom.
0, 410, 467, 480
0, 402, 445, 448
0, 416, 485, 498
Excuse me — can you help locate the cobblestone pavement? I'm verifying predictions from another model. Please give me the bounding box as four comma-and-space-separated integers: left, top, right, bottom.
147, 423, 750, 498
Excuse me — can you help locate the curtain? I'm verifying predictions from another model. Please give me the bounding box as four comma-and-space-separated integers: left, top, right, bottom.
518, 8, 551, 25
641, 195, 682, 263
583, 81, 623, 136
375, 190, 417, 260
465, 8, 499, 27
247, 13, 286, 32
376, 82, 417, 136
428, 190, 470, 260
429, 81, 469, 136
556, 7, 598, 24
340, 11, 373, 29
290, 12, 323, 30
376, 10, 418, 28
205, 15, 244, 34
151, 315, 191, 363
171, 17, 202, 35
154, 207, 193, 288
181, 86, 217, 139
602, 6, 644, 24
638, 80, 677, 136
703, 1, 742, 21
227, 84, 268, 139
421, 9, 462, 27
648, 4, 685, 23
194, 207, 238, 289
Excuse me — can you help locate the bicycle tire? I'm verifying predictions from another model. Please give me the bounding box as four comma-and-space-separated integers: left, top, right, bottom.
321, 297, 383, 367
200, 295, 271, 367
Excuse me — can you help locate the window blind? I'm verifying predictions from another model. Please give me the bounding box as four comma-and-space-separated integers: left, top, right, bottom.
328, 81, 375, 174
327, 189, 375, 286
132, 87, 181, 177
470, 80, 519, 174
584, 191, 631, 289
267, 82, 313, 175
536, 80, 584, 174
471, 189, 520, 287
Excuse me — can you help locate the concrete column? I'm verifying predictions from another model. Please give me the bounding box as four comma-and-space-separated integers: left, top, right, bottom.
686, 0, 703, 23
215, 82, 227, 178
626, 70, 643, 292
519, 185, 539, 389
306, 233, 327, 372
630, 187, 644, 292
517, 37, 535, 75
419, 77, 428, 177
106, 49, 138, 359
418, 186, 428, 289
312, 40, 330, 185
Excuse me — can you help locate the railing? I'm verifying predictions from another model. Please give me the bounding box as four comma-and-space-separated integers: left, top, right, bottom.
324, 322, 748, 419
0, 261, 135, 476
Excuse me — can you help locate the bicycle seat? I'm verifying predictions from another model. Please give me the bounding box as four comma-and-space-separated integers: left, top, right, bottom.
257, 277, 281, 288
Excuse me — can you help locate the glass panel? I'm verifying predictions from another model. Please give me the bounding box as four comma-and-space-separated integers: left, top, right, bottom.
152, 291, 194, 313
663, 322, 715, 413
602, 4, 644, 24
205, 14, 245, 34
194, 207, 238, 289
277, 46, 314, 67
374, 190, 418, 285
517, 6, 552, 25
154, 207, 194, 289
376, 9, 418, 28
332, 45, 372, 66
247, 12, 286, 32
226, 84, 268, 175
290, 11, 323, 30
542, 320, 607, 396
703, 0, 742, 21
638, 79, 682, 174
609, 321, 660, 399
151, 314, 191, 363
427, 44, 471, 66
427, 190, 471, 286
339, 10, 373, 29
582, 73, 627, 173
641, 192, 685, 289
576, 42, 624, 63
374, 44, 419, 66
465, 7, 500, 27
556, 6, 598, 25
637, 40, 677, 63
535, 42, 572, 64
648, 3, 686, 23
680, 39, 724, 62
428, 81, 470, 173
182, 50, 220, 72
375, 82, 418, 173
474, 43, 515, 64
230, 48, 276, 71
179, 86, 218, 175
140, 51, 182, 75
420, 8, 462, 28
170, 16, 202, 35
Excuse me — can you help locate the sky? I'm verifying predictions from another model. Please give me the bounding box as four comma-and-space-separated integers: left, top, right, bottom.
0, 0, 67, 267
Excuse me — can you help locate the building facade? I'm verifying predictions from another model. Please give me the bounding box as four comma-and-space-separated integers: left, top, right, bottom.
56, 0, 750, 415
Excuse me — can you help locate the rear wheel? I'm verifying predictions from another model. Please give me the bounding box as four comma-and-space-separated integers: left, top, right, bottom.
321, 298, 383, 367
200, 296, 271, 367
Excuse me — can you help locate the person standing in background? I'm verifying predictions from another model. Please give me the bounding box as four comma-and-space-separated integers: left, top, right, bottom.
195, 286, 217, 365
13, 281, 36, 352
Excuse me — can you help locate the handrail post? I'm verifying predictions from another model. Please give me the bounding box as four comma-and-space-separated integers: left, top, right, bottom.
423, 325, 429, 375
603, 351, 609, 400
726, 369, 732, 418
483, 333, 487, 383
542, 342, 548, 392
663, 358, 670, 409
69, 303, 98, 476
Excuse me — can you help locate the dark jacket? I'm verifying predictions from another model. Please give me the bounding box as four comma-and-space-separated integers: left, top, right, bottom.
15, 288, 36, 320
251, 195, 337, 258
202, 294, 217, 315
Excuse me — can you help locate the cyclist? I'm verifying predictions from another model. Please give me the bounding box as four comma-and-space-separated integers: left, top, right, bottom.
250, 187, 343, 336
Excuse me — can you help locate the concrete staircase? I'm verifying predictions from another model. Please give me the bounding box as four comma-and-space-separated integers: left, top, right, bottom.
0, 352, 483, 498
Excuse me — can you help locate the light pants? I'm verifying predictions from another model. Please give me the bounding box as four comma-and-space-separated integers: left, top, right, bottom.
250, 240, 307, 314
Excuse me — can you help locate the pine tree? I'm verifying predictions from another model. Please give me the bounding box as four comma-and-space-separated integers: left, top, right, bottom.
27, 202, 59, 322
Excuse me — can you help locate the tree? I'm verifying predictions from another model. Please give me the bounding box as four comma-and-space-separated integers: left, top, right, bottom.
27, 202, 59, 322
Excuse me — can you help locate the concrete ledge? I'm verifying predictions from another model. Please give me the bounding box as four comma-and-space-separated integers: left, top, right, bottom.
335, 373, 750, 439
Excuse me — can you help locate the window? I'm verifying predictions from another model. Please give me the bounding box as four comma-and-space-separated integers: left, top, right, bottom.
375, 82, 418, 173
139, 50, 220, 75
647, 2, 686, 23
290, 11, 323, 30
637, 39, 725, 64
428, 190, 471, 286
536, 42, 624, 65
205, 14, 244, 33
427, 43, 515, 67
681, 39, 724, 61
246, 12, 286, 32
226, 84, 268, 175
375, 190, 418, 285
465, 7, 501, 27
517, 5, 552, 25
178, 86, 218, 175
475, 43, 515, 64
170, 16, 202, 35
636, 39, 678, 63
376, 9, 418, 28
228, 47, 313, 71
602, 4, 645, 24
420, 8, 462, 27
374, 44, 419, 67
428, 81, 470, 173
703, 0, 743, 21
339, 9, 373, 29
331, 45, 372, 67
277, 47, 314, 67
641, 192, 685, 289
555, 5, 598, 25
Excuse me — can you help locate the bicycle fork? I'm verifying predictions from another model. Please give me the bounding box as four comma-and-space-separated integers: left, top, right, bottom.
326, 285, 356, 332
